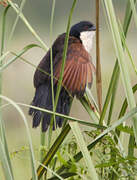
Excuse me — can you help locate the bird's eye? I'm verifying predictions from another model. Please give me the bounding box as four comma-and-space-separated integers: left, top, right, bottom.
84, 26, 89, 30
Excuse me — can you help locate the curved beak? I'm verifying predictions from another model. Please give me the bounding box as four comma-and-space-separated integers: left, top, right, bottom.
89, 25, 96, 31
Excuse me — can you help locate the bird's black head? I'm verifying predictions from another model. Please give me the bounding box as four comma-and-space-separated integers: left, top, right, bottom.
70, 21, 96, 39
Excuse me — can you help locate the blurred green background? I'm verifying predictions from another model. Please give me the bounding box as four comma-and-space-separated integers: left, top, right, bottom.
0, 0, 137, 179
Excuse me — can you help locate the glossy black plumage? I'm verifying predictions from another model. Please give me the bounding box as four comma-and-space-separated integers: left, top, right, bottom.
29, 21, 96, 131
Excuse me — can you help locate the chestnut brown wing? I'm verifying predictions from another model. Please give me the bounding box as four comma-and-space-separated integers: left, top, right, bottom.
54, 44, 95, 97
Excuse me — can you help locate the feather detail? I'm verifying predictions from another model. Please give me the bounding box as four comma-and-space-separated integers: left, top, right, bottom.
68, 64, 79, 94
82, 64, 87, 92
75, 64, 82, 93
79, 63, 84, 93
64, 64, 76, 93
87, 63, 92, 84
71, 65, 80, 94
54, 62, 61, 80
62, 61, 74, 86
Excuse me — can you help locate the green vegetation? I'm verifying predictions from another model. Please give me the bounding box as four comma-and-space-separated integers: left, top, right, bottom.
0, 0, 137, 179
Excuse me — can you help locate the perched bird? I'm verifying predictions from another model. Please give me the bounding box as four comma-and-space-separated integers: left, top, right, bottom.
29, 21, 96, 132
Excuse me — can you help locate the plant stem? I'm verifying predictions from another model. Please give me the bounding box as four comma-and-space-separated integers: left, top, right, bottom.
54, 0, 77, 109
0, 5, 14, 179
40, 132, 46, 162
96, 0, 102, 113
37, 124, 71, 180
48, 0, 56, 148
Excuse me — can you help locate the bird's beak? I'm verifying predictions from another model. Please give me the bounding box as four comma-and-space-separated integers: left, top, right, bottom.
89, 25, 96, 31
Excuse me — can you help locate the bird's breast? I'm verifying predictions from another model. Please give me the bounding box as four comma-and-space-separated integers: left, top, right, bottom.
80, 31, 95, 54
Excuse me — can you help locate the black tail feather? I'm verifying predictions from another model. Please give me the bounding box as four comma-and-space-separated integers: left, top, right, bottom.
32, 111, 41, 127
29, 82, 72, 132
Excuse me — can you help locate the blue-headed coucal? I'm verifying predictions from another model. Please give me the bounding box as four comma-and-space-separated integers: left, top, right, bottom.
29, 21, 96, 131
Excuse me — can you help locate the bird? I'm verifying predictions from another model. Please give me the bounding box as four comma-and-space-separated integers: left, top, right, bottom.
29, 21, 96, 132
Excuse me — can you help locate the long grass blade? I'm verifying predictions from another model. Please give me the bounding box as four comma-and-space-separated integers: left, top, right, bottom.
47, 172, 77, 180
0, 51, 10, 63
8, 0, 26, 46
96, 0, 102, 113
101, 3, 137, 176
119, 84, 137, 118
37, 124, 71, 179
129, 0, 137, 28
39, 0, 57, 170
0, 5, 14, 179
79, 98, 99, 123
0, 5, 10, 55
9, 51, 73, 96
38, 162, 64, 180
12, 102, 105, 129
0, 44, 40, 72
69, 121, 99, 180
10, 51, 56, 82
0, 139, 14, 180
54, 0, 77, 108
100, 60, 120, 124
123, 0, 136, 34
0, 95, 37, 180
107, 73, 119, 125
7, 0, 48, 51
48, 0, 56, 148
119, 24, 137, 75
103, 0, 137, 144
86, 87, 99, 112
100, 0, 135, 125
0, 120, 14, 179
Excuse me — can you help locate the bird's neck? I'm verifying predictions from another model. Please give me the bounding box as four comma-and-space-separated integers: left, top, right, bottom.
80, 31, 95, 54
